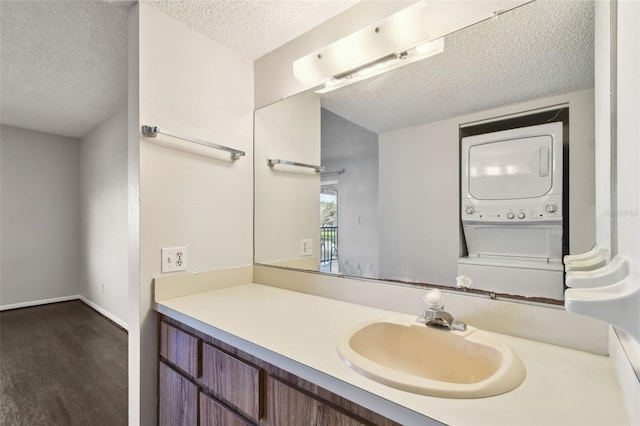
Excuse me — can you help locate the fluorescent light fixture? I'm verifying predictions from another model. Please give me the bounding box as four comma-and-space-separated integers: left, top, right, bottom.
315, 38, 444, 94
416, 39, 445, 55
293, 2, 436, 86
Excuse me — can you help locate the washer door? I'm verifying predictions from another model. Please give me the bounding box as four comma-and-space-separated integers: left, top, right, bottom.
468, 135, 554, 200
463, 223, 563, 260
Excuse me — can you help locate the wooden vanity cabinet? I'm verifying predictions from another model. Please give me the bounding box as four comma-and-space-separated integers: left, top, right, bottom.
199, 392, 253, 426
159, 362, 198, 425
201, 342, 263, 422
160, 321, 200, 377
158, 315, 400, 426
268, 375, 371, 426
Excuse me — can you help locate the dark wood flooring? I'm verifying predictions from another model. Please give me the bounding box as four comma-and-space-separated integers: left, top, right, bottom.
0, 300, 128, 425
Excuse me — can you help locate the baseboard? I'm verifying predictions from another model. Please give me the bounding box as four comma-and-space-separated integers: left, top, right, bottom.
610, 328, 640, 425
78, 296, 128, 331
0, 295, 80, 311
0, 294, 128, 331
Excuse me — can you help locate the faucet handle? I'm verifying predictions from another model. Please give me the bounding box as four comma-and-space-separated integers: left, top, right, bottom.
424, 289, 445, 310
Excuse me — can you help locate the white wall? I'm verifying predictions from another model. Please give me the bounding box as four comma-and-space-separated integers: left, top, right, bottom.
378, 116, 459, 285
321, 109, 379, 278
254, 92, 321, 267
379, 89, 595, 287
0, 125, 81, 307
126, 4, 141, 425
594, 0, 612, 250
79, 106, 128, 327
135, 4, 254, 423
610, 0, 640, 423
615, 0, 640, 269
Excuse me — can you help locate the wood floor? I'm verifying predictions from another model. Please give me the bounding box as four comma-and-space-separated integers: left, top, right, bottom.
0, 300, 128, 425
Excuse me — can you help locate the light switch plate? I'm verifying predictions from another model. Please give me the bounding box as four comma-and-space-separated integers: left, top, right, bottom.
301, 239, 313, 256
161, 247, 187, 273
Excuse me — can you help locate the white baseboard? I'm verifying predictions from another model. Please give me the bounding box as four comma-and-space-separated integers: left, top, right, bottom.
610, 328, 640, 426
0, 295, 80, 311
78, 296, 128, 331
0, 294, 128, 331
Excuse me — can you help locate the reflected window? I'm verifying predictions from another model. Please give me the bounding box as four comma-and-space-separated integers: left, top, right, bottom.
320, 189, 338, 273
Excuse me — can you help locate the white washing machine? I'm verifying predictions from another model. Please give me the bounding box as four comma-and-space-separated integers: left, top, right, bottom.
458, 121, 565, 300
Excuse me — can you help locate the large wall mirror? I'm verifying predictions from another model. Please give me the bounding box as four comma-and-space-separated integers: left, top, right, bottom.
254, 0, 596, 305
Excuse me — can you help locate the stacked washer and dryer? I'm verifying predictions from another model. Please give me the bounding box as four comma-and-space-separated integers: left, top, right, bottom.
458, 121, 565, 300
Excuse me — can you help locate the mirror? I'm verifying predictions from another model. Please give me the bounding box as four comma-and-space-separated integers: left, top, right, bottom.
254, 0, 596, 304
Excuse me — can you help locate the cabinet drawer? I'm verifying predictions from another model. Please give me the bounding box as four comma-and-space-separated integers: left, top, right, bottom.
268, 376, 367, 426
159, 362, 198, 426
160, 322, 200, 378
199, 392, 253, 426
201, 343, 262, 422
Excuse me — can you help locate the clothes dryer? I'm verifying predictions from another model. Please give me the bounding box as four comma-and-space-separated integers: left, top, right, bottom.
458, 121, 565, 299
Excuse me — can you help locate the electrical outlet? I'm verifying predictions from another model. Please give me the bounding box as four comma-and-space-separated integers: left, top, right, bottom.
367, 263, 373, 271
301, 239, 313, 256
101, 283, 105, 293
161, 247, 187, 273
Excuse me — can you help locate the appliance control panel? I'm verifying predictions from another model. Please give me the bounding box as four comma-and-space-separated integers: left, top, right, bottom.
461, 201, 562, 222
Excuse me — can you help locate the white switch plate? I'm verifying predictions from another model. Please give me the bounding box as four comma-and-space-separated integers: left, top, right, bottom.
301, 239, 313, 256
161, 247, 187, 273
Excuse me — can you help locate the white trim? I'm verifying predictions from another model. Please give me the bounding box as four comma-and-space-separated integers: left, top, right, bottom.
609, 328, 640, 425
78, 296, 128, 331
0, 295, 79, 311
0, 294, 128, 331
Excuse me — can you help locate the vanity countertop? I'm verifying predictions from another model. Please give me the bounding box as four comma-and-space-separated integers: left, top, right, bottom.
155, 283, 629, 426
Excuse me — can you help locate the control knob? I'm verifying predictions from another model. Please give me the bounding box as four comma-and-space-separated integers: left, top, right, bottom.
465, 206, 474, 215
518, 212, 526, 219
546, 204, 558, 213
507, 212, 515, 219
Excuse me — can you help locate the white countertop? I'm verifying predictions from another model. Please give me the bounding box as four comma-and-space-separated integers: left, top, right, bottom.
155, 283, 629, 426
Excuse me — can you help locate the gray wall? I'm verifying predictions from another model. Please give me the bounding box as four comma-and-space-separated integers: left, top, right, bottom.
1, 125, 81, 307
321, 109, 379, 277
80, 105, 128, 326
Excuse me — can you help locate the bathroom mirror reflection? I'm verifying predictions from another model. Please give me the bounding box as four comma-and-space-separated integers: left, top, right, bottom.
254, 0, 596, 304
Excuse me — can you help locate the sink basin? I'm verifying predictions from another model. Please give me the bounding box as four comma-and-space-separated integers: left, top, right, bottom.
337, 317, 526, 398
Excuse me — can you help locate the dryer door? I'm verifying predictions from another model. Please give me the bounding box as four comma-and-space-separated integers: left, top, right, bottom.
467, 135, 554, 200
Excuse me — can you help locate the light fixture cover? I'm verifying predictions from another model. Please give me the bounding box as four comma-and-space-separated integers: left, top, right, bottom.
293, 1, 431, 87
315, 38, 444, 94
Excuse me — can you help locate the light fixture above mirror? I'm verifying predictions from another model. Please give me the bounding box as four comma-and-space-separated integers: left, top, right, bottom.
293, 1, 444, 92
316, 38, 444, 94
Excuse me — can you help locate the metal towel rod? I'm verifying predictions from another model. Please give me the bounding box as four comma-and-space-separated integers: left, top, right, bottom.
141, 125, 245, 160
321, 169, 345, 177
267, 159, 324, 173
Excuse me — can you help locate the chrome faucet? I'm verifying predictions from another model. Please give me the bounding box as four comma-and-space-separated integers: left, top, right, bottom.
416, 289, 467, 331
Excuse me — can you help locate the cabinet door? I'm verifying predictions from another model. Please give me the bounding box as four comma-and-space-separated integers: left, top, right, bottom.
267, 377, 367, 426
199, 392, 252, 426
159, 362, 198, 426
160, 322, 200, 378
201, 343, 262, 422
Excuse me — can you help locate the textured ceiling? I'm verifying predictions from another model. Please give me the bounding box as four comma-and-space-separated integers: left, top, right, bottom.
1, 0, 593, 139
0, 0, 356, 139
143, 0, 359, 60
0, 0, 130, 138
321, 0, 595, 134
